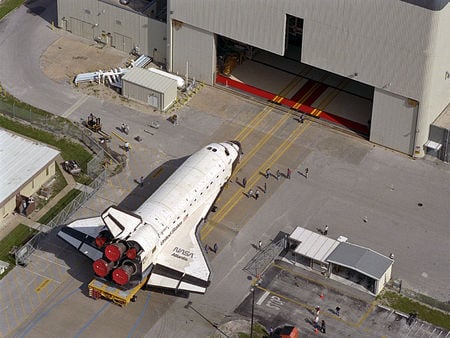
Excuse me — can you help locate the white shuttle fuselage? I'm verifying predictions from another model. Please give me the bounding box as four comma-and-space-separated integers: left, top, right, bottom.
58, 141, 240, 293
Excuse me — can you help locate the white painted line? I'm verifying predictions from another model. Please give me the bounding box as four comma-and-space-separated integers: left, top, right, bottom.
256, 291, 270, 305
62, 95, 89, 117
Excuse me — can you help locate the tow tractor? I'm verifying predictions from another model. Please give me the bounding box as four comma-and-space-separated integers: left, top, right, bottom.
85, 113, 111, 141
88, 268, 151, 306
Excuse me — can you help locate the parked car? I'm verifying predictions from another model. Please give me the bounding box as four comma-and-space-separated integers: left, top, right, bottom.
62, 160, 82, 175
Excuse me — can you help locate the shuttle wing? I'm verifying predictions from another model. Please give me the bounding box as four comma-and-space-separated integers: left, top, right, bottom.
57, 217, 105, 261
147, 194, 216, 293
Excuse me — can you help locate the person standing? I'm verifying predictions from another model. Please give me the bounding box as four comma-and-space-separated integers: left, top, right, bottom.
305, 167, 309, 179
336, 306, 341, 317
140, 176, 144, 188
321, 320, 326, 333
205, 244, 209, 254
287, 168, 291, 179
258, 240, 262, 250
265, 168, 271, 179
213, 243, 218, 253
264, 182, 267, 193
255, 190, 260, 200
314, 315, 320, 328
242, 177, 247, 188
248, 189, 254, 198
276, 169, 281, 180
324, 225, 328, 236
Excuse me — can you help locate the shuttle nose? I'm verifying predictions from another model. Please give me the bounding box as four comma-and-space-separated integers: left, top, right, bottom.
229, 140, 242, 154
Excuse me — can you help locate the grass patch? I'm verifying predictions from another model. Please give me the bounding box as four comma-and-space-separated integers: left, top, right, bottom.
0, 0, 24, 19
0, 224, 37, 279
379, 291, 450, 330
0, 115, 92, 172
237, 323, 268, 338
38, 189, 82, 225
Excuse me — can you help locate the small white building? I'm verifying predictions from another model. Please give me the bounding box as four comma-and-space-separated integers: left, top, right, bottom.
326, 242, 394, 296
122, 68, 178, 111
287, 227, 394, 295
0, 129, 60, 221
287, 227, 342, 273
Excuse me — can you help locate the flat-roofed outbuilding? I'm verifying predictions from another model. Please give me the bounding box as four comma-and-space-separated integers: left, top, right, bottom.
0, 129, 60, 221
287, 227, 343, 273
122, 68, 177, 111
326, 242, 394, 295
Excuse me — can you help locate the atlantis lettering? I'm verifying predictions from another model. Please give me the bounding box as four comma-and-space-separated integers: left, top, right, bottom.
171, 247, 194, 261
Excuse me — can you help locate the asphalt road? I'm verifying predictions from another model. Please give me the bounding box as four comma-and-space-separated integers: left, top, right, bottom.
0, 2, 449, 338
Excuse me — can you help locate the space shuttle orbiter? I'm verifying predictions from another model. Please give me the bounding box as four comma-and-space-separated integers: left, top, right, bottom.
58, 141, 241, 294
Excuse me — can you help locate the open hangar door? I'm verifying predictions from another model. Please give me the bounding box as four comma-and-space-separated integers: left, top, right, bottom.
215, 15, 374, 137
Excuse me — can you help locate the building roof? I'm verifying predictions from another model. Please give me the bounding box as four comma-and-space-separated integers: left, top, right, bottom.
326, 242, 393, 280
0, 129, 60, 204
289, 227, 341, 263
122, 67, 177, 93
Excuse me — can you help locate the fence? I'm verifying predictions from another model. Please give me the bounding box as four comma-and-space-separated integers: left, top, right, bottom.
15, 170, 106, 265
0, 99, 111, 265
243, 238, 288, 278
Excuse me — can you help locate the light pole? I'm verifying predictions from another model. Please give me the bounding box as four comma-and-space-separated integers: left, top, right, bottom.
250, 287, 255, 338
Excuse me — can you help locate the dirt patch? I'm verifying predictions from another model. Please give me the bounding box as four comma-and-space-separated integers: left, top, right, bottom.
39, 34, 169, 115
40, 36, 129, 84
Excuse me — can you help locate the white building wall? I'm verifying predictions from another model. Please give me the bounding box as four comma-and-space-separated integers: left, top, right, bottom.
172, 23, 215, 85
371, 89, 418, 154
57, 0, 167, 58
170, 0, 450, 155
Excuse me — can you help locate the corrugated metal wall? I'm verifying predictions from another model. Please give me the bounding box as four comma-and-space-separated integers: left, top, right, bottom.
122, 81, 177, 111
370, 89, 418, 154
170, 0, 450, 156
170, 0, 445, 101
57, 0, 167, 58
172, 22, 215, 85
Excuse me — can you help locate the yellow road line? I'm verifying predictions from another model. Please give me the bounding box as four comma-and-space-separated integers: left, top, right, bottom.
152, 166, 164, 178
201, 118, 310, 239
200, 113, 292, 238
111, 131, 128, 143
311, 78, 350, 117
272, 68, 309, 103
235, 105, 272, 143
255, 285, 357, 327
292, 73, 329, 110
35, 279, 51, 294
235, 113, 292, 172
357, 300, 377, 327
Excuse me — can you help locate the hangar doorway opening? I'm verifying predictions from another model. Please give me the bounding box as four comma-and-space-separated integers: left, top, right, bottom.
216, 31, 374, 137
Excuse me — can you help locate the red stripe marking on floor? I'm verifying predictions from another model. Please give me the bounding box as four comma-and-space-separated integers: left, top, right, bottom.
290, 80, 316, 102
216, 75, 275, 101
216, 74, 369, 136
302, 83, 328, 106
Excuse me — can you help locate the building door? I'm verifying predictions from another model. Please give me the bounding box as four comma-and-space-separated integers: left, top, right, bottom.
69, 18, 93, 40
148, 94, 159, 108
113, 32, 132, 53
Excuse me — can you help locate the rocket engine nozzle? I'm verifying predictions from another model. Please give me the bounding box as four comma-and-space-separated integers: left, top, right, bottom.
112, 260, 138, 286
104, 242, 127, 262
93, 259, 113, 277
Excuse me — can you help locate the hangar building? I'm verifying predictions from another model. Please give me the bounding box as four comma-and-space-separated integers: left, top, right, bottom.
56, 0, 450, 158
0, 130, 60, 222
